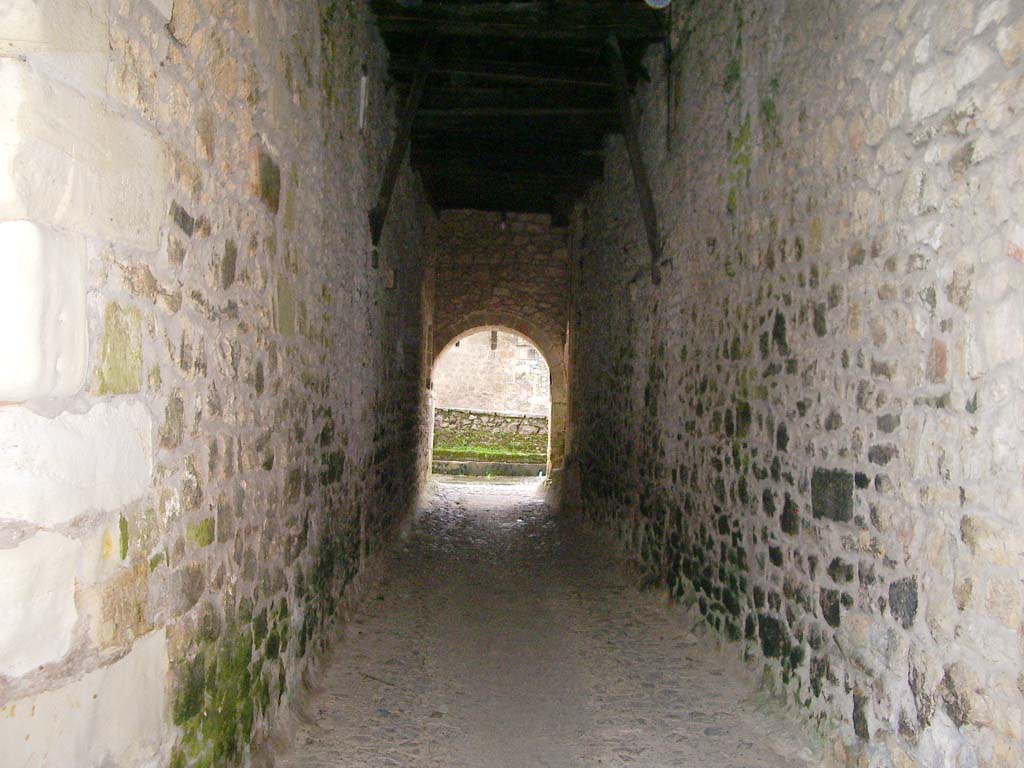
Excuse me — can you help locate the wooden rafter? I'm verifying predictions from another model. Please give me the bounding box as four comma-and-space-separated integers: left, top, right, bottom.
607, 32, 662, 283
370, 36, 436, 246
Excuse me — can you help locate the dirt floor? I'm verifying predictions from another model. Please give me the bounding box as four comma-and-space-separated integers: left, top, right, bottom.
274, 477, 826, 767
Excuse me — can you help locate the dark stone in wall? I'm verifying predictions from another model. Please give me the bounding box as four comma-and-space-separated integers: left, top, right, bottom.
757, 613, 788, 658
812, 467, 853, 522
780, 494, 800, 534
940, 667, 970, 727
222, 239, 238, 289
853, 688, 870, 741
889, 576, 918, 628
827, 557, 855, 583
820, 587, 841, 627
171, 201, 196, 236
813, 303, 827, 336
876, 412, 900, 433
771, 312, 788, 354
869, 444, 898, 465
258, 151, 281, 213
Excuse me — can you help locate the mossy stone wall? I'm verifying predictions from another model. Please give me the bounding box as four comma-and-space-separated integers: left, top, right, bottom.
567, 2, 1024, 766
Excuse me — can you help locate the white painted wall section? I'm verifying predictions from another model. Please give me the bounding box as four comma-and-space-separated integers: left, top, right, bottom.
0, 221, 87, 401
0, 59, 167, 250
0, 531, 81, 676
0, 401, 153, 526
0, 629, 170, 767
0, 0, 110, 94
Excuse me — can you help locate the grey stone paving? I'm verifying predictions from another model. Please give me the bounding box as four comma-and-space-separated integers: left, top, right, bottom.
275, 478, 825, 767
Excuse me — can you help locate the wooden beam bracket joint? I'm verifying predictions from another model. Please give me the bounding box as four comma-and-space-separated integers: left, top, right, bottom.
606, 32, 664, 285
370, 35, 436, 246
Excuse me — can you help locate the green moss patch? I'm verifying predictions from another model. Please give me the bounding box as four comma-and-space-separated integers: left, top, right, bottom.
97, 302, 142, 394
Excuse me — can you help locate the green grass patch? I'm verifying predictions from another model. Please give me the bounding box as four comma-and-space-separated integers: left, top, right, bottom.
433, 445, 546, 464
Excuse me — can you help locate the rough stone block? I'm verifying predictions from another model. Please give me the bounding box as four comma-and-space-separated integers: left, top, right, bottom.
908, 61, 957, 121
277, 278, 297, 335
889, 576, 918, 628
146, 0, 172, 21
96, 301, 143, 395
0, 221, 87, 401
978, 295, 1024, 371
0, 0, 109, 94
995, 16, 1024, 67
812, 468, 854, 522
0, 400, 152, 525
0, 531, 81, 676
0, 59, 167, 250
0, 629, 168, 763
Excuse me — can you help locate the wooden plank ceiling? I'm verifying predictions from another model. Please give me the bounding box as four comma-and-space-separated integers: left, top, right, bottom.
372, 0, 667, 222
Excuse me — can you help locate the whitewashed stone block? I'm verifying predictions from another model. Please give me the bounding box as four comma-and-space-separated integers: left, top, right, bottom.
0, 531, 80, 676
0, 0, 109, 94
147, 0, 172, 21
0, 401, 153, 526
0, 59, 168, 250
909, 61, 958, 121
0, 221, 87, 402
979, 295, 1024, 371
0, 629, 168, 765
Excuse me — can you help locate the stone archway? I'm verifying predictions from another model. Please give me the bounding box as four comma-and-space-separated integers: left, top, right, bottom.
433, 315, 567, 473
430, 210, 570, 475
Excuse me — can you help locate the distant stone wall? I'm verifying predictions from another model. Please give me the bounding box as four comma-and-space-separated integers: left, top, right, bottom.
434, 407, 548, 438
433, 330, 550, 416
432, 210, 569, 469
568, 2, 1024, 767
0, 2, 431, 765
432, 407, 549, 462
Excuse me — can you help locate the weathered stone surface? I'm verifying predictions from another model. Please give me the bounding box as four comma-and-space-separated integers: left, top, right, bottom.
0, 3, 432, 765
0, 0, 110, 93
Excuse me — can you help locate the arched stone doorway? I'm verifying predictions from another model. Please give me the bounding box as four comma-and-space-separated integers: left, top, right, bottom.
433, 314, 567, 474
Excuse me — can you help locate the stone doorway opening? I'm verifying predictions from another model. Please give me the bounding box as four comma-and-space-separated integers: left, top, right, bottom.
431, 327, 552, 477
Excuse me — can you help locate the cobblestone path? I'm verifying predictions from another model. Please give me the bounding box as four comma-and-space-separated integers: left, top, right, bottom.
275, 478, 825, 767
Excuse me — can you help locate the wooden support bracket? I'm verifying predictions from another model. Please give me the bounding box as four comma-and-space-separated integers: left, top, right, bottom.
606, 32, 663, 285
370, 35, 436, 246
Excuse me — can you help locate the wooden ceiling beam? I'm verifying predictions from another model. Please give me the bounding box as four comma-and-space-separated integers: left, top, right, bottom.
416, 106, 616, 118
388, 58, 613, 89
412, 151, 602, 178
372, 0, 665, 42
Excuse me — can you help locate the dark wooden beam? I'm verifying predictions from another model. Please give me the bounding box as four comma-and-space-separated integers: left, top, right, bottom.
416, 107, 616, 118
389, 58, 613, 89
409, 85, 613, 111
372, 1, 665, 41
607, 32, 662, 284
370, 36, 436, 246
412, 151, 603, 179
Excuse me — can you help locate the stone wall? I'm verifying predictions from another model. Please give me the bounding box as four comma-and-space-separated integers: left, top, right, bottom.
0, 1, 431, 765
432, 210, 569, 469
567, 1, 1024, 766
435, 408, 548, 437
433, 329, 550, 416
433, 407, 549, 457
